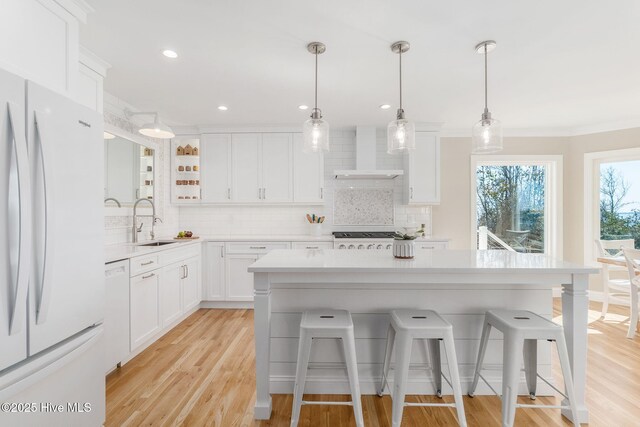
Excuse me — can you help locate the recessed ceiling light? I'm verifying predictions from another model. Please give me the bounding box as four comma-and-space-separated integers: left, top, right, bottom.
379, 104, 391, 110
218, 105, 228, 111
162, 49, 178, 59
298, 105, 309, 110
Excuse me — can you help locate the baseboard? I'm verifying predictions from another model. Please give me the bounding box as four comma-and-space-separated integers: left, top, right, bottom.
199, 300, 254, 309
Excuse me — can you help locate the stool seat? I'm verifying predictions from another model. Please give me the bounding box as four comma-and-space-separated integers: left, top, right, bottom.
391, 309, 453, 332
301, 309, 353, 330
486, 310, 563, 337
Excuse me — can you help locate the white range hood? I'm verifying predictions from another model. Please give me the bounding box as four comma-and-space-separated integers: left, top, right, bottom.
334, 126, 404, 179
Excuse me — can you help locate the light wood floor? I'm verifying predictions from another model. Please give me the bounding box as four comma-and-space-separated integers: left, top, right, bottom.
106, 301, 640, 426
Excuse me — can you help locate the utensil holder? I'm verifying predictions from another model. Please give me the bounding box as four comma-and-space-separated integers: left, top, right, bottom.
310, 223, 322, 237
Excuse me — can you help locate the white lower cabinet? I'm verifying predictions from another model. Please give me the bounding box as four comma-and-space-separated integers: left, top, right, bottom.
104, 260, 130, 373
225, 254, 260, 301
160, 263, 183, 327
204, 242, 226, 300
130, 270, 160, 352
182, 256, 201, 311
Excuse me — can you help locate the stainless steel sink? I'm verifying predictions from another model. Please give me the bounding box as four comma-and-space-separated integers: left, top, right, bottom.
137, 241, 177, 247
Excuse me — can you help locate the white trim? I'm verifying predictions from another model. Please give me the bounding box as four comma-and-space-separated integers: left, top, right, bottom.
52, 0, 94, 23
583, 147, 640, 266
79, 46, 111, 77
470, 155, 564, 259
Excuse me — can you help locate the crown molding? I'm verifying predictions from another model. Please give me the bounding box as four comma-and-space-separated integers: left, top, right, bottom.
79, 46, 111, 77
53, 0, 94, 23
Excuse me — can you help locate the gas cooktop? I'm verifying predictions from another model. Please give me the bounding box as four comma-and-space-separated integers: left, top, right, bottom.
332, 231, 396, 239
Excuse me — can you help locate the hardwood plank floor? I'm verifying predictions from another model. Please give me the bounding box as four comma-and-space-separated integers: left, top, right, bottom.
106, 301, 640, 426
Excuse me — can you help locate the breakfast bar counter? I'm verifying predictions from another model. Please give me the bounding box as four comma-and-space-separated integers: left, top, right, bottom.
249, 249, 598, 423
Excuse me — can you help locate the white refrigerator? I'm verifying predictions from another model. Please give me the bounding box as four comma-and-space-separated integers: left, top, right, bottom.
0, 67, 105, 426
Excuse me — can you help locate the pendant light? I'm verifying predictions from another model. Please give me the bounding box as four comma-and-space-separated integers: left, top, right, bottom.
472, 40, 503, 154
302, 42, 329, 153
124, 109, 175, 139
387, 41, 415, 154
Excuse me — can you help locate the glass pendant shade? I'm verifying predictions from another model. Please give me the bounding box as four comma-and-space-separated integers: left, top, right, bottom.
472, 116, 503, 154
302, 117, 329, 153
387, 118, 415, 154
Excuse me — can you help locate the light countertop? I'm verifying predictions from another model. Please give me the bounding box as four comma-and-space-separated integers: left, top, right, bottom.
248, 249, 599, 274
105, 239, 202, 264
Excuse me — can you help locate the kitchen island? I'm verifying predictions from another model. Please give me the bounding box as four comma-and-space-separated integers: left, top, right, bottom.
249, 249, 598, 423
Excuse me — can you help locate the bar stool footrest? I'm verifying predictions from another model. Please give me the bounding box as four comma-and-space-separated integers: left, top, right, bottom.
302, 400, 354, 406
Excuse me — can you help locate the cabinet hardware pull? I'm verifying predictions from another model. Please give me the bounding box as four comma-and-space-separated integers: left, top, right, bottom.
263, 188, 266, 199
306, 246, 319, 249
142, 273, 155, 279
250, 246, 266, 249
410, 187, 413, 199
320, 187, 323, 199
141, 260, 154, 266
185, 264, 189, 278
181, 265, 186, 279
227, 188, 231, 199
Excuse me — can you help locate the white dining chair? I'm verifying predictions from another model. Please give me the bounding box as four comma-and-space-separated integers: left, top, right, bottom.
595, 239, 635, 318
622, 248, 640, 339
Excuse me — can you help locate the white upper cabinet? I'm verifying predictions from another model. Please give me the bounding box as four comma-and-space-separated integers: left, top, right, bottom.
200, 134, 231, 202
0, 0, 90, 97
293, 134, 324, 203
193, 131, 323, 204
404, 132, 440, 205
232, 133, 262, 202
261, 133, 293, 201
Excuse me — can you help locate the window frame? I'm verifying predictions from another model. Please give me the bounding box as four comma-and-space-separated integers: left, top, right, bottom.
470, 155, 564, 258
584, 147, 640, 265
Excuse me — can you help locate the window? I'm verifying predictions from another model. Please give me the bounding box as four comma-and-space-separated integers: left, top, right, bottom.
471, 156, 563, 257
599, 160, 640, 248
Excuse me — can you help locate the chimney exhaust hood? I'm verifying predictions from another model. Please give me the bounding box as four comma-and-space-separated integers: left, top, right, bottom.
334, 126, 404, 179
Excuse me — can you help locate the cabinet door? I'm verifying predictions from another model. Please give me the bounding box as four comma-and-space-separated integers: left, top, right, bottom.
404, 132, 440, 204
232, 133, 261, 202
182, 256, 201, 312
204, 243, 225, 300
130, 271, 160, 352
104, 261, 129, 373
293, 133, 324, 203
261, 133, 292, 202
160, 263, 183, 327
225, 254, 259, 301
201, 134, 231, 202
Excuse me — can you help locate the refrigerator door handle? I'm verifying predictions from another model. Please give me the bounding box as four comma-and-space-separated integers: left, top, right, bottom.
7, 102, 32, 336
33, 111, 54, 325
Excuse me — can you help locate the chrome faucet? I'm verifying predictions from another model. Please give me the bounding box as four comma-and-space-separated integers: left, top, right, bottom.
104, 197, 121, 207
132, 198, 161, 243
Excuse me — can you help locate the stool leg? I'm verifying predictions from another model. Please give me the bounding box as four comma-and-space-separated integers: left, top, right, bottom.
342, 329, 365, 427
291, 331, 312, 427
379, 325, 396, 397
555, 334, 580, 427
443, 332, 467, 427
523, 339, 537, 399
469, 320, 492, 396
427, 338, 442, 398
392, 332, 413, 427
501, 335, 524, 427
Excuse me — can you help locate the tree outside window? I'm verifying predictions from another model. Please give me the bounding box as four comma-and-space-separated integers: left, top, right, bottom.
599, 162, 640, 248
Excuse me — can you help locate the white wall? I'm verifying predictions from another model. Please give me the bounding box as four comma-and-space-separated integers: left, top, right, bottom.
178, 129, 432, 236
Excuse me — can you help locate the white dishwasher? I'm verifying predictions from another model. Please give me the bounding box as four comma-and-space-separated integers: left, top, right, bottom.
105, 260, 130, 373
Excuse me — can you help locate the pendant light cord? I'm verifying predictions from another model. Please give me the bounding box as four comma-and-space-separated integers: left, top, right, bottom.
314, 46, 318, 110
399, 47, 403, 110
484, 44, 488, 112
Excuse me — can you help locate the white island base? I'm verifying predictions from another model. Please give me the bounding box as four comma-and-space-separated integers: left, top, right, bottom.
249, 249, 597, 424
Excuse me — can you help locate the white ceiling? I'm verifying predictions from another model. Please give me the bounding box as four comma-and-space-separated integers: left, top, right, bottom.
81, 0, 640, 135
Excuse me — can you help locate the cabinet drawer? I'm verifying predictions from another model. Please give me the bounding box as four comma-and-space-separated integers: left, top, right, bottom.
225, 242, 290, 254
159, 243, 201, 266
416, 242, 448, 250
291, 241, 334, 250
130, 254, 160, 276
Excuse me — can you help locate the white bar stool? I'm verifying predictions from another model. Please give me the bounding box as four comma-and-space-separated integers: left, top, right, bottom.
290, 309, 364, 427
468, 310, 579, 427
378, 309, 467, 427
